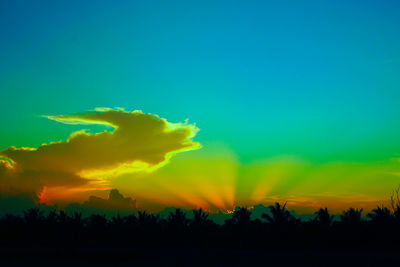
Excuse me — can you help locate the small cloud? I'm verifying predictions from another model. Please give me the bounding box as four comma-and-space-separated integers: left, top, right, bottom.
65, 189, 137, 216
83, 189, 137, 211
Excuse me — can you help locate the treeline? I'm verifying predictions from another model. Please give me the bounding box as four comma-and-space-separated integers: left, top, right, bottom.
1, 201, 400, 251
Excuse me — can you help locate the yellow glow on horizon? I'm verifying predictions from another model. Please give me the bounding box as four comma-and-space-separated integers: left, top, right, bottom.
3, 109, 399, 214
110, 147, 238, 211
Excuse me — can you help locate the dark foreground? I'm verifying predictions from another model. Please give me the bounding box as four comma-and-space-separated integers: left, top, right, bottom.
1, 247, 400, 266
2, 203, 400, 266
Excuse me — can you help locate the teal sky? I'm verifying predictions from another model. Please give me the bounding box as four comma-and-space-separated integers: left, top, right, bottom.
1, 0, 400, 165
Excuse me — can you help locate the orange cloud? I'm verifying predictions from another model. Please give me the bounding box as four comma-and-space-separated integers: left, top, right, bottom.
0, 109, 200, 197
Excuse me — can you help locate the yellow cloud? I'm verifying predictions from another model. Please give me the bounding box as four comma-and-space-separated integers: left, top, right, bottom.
0, 109, 201, 197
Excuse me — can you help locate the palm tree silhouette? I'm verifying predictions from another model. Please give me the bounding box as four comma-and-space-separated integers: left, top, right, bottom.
111, 214, 124, 226
340, 208, 363, 225
367, 205, 393, 225
262, 202, 296, 225
23, 208, 44, 225
191, 208, 210, 226
87, 214, 108, 228
390, 185, 400, 223
46, 210, 58, 225
123, 214, 138, 226
57, 210, 68, 225
138, 211, 159, 226
314, 208, 334, 227
231, 207, 251, 225
71, 212, 83, 225
167, 208, 189, 227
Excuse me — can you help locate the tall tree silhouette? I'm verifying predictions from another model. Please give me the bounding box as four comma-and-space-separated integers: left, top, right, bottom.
391, 185, 400, 223
23, 208, 44, 226
46, 210, 58, 225
57, 210, 68, 225
138, 211, 159, 227
313, 208, 334, 228
123, 214, 138, 226
71, 211, 83, 226
2, 186, 400, 253
191, 208, 211, 226
262, 202, 296, 225
167, 208, 189, 228
340, 208, 363, 225
111, 214, 123, 226
367, 206, 393, 225
87, 214, 108, 229
231, 207, 251, 225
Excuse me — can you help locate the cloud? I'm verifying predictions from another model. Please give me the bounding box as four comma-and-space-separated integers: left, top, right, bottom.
84, 189, 137, 210
65, 189, 137, 216
0, 109, 201, 197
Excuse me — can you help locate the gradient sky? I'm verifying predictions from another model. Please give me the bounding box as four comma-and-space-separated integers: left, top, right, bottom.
1, 0, 400, 212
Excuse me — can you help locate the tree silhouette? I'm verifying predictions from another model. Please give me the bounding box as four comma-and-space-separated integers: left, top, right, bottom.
231, 207, 251, 225
2, 188, 400, 254
191, 208, 211, 226
2, 213, 23, 225
71, 211, 83, 226
340, 208, 363, 225
167, 208, 189, 228
111, 214, 123, 226
313, 208, 334, 228
123, 214, 138, 226
46, 210, 58, 225
367, 206, 393, 225
23, 208, 44, 226
138, 211, 159, 227
57, 210, 68, 225
87, 214, 108, 228
262, 202, 296, 225
391, 185, 400, 223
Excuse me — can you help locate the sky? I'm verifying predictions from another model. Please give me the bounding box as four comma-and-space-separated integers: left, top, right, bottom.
1, 0, 400, 213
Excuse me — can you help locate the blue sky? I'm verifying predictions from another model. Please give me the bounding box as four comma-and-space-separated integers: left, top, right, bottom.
1, 0, 400, 164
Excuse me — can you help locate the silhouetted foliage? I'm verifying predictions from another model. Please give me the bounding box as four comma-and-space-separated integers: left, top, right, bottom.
367, 206, 393, 225
167, 208, 188, 228
191, 208, 212, 226
391, 185, 400, 223
230, 207, 252, 225
138, 210, 160, 226
313, 207, 334, 227
262, 202, 297, 226
2, 198, 400, 253
340, 208, 363, 225
23, 208, 44, 225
